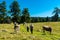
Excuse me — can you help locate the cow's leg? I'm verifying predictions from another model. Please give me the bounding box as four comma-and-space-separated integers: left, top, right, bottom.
27, 27, 29, 32
31, 29, 33, 34
30, 28, 33, 34
42, 29, 45, 34
49, 28, 52, 35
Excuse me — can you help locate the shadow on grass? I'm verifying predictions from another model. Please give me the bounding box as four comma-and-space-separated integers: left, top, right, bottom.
10, 32, 16, 34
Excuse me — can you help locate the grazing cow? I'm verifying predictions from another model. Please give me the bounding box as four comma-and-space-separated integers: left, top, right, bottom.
42, 26, 52, 34
14, 22, 20, 33
30, 24, 33, 34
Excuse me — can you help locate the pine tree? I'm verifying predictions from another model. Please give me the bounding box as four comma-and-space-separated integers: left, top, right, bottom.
21, 8, 30, 23
10, 0, 21, 23
52, 7, 60, 21
0, 1, 6, 23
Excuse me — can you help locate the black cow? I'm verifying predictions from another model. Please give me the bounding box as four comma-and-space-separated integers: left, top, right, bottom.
42, 26, 52, 34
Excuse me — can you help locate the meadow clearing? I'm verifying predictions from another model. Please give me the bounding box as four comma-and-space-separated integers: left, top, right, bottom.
0, 22, 60, 40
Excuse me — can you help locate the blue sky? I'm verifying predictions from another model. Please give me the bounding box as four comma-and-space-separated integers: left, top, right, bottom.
0, 0, 60, 17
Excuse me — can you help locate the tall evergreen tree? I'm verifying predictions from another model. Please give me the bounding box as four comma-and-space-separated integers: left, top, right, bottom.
0, 1, 6, 23
21, 8, 30, 23
52, 7, 60, 21
10, 0, 21, 23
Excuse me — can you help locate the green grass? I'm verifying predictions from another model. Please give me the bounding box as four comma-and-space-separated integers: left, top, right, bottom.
0, 22, 60, 40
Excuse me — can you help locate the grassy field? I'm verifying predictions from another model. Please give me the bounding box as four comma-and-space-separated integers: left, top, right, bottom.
0, 22, 60, 40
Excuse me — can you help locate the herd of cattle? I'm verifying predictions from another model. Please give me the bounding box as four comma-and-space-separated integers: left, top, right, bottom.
14, 22, 52, 34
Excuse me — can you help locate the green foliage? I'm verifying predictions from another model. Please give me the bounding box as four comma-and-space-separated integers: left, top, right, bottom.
52, 13, 59, 21
4, 16, 11, 24
31, 17, 41, 22
46, 16, 50, 22
0, 1, 6, 23
52, 7, 60, 21
21, 8, 30, 23
1, 1, 60, 23
10, 0, 21, 23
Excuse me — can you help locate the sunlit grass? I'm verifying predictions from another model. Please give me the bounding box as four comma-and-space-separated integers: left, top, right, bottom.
0, 22, 60, 40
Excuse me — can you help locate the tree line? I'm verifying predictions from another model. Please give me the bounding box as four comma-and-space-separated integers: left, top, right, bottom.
0, 0, 30, 24
0, 1, 60, 24
31, 7, 60, 22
